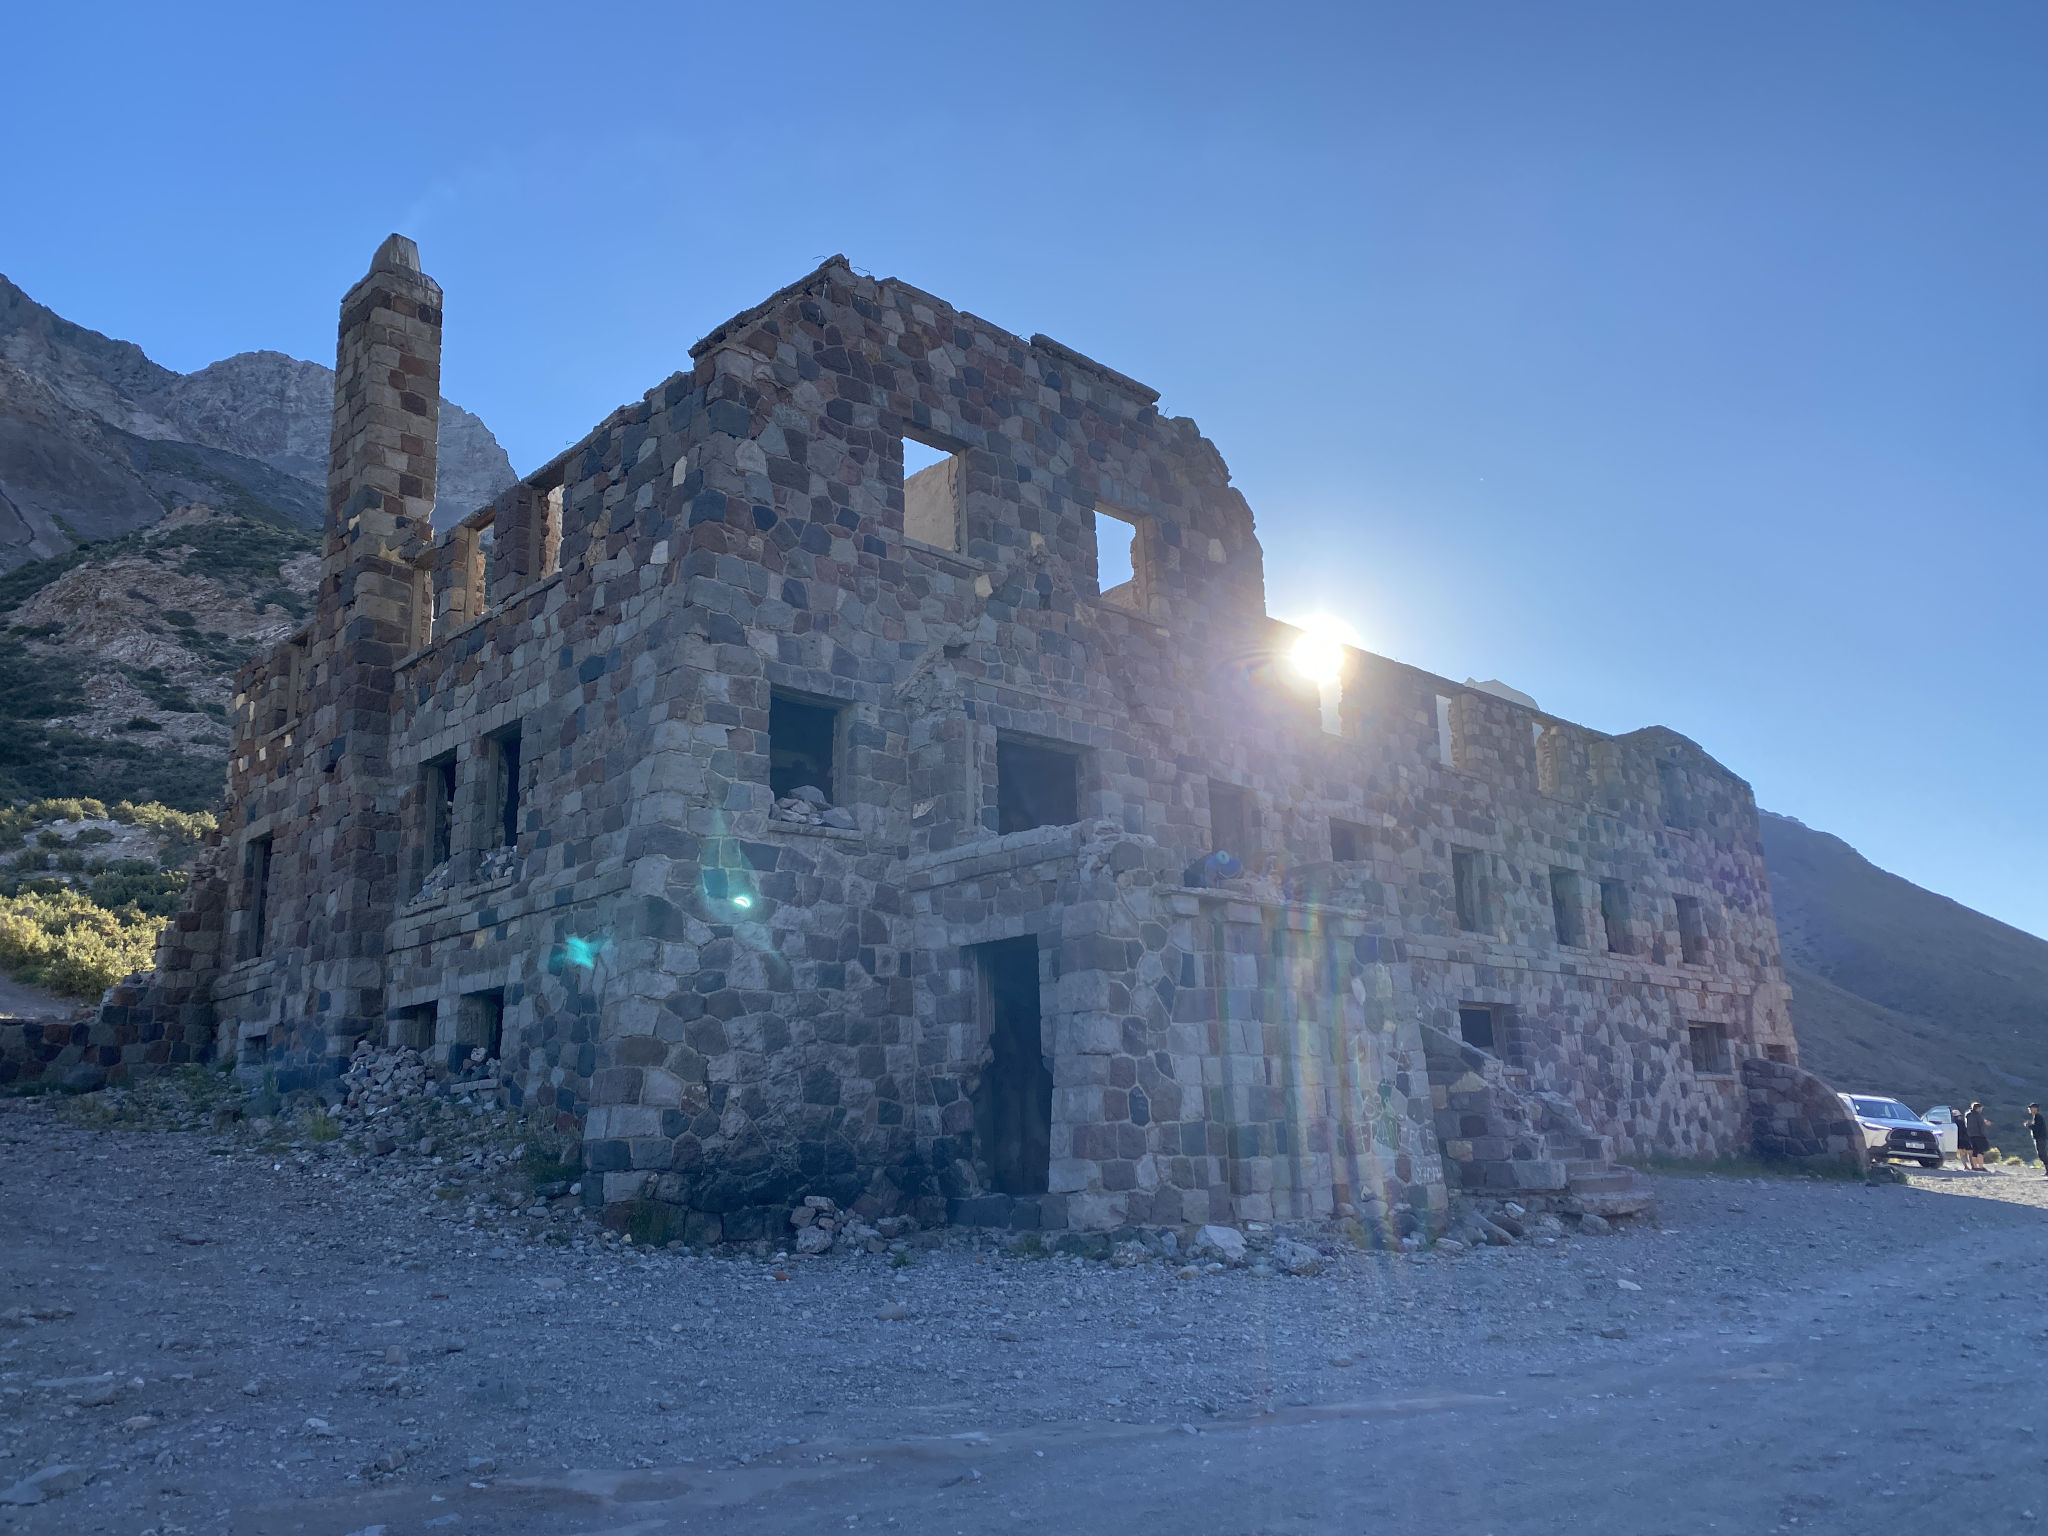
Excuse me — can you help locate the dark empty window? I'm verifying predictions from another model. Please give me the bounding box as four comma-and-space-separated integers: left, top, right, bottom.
455, 988, 505, 1072
1658, 759, 1691, 829
1330, 819, 1366, 862
244, 833, 274, 960
1452, 849, 1484, 932
1688, 1021, 1729, 1074
424, 753, 456, 869
996, 737, 1080, 834
1600, 879, 1633, 954
394, 1001, 437, 1053
483, 723, 522, 849
1208, 781, 1253, 858
1550, 867, 1585, 947
970, 935, 1051, 1195
1458, 1005, 1496, 1051
1765, 1044, 1791, 1064
1675, 895, 1709, 965
769, 692, 837, 802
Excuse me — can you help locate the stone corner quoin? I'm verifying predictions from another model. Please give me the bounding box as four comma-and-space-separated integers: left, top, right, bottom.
90, 238, 1805, 1241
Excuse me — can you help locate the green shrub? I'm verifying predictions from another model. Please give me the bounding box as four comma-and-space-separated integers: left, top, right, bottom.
0, 888, 165, 997
110, 801, 217, 855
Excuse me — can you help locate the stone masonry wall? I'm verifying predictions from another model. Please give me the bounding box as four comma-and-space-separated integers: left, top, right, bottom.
1743, 1055, 1864, 1170
130, 243, 1800, 1239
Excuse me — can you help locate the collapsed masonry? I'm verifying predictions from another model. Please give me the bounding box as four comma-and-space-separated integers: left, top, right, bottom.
112, 235, 1810, 1239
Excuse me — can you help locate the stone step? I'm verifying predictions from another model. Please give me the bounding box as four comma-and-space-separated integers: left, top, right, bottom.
1562, 1169, 1658, 1221
1455, 1157, 1569, 1194
1566, 1170, 1639, 1195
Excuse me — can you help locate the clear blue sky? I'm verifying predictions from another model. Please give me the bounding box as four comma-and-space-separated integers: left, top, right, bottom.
8, 3, 2046, 937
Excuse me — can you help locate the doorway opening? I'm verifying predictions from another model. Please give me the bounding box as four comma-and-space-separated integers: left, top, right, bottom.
968, 936, 1051, 1195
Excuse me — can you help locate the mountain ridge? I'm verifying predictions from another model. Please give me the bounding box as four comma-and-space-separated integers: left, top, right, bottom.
1761, 810, 2048, 1133
0, 273, 514, 564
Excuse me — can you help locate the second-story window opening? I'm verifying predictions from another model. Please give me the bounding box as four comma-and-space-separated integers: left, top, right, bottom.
996, 736, 1080, 834
769, 692, 838, 803
1550, 867, 1585, 946
1207, 780, 1253, 860
1329, 819, 1366, 862
244, 833, 274, 960
1675, 895, 1710, 965
1600, 879, 1634, 954
424, 753, 456, 869
1434, 694, 1455, 767
1452, 849, 1485, 933
483, 723, 522, 849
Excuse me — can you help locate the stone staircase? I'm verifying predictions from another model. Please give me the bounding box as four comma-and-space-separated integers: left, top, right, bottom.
1422, 1025, 1657, 1224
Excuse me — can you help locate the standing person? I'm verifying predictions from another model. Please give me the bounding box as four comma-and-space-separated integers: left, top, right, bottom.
1963, 1101, 1991, 1171
2027, 1103, 2048, 1177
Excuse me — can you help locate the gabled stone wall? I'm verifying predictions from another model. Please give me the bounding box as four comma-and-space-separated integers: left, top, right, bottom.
129, 241, 1799, 1239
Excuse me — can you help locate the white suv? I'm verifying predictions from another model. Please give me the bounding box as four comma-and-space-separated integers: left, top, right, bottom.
1839, 1095, 1945, 1168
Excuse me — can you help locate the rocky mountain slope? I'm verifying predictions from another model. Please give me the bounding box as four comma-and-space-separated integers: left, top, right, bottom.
0, 273, 513, 568
0, 272, 517, 811
0, 503, 318, 810
1762, 811, 2048, 1124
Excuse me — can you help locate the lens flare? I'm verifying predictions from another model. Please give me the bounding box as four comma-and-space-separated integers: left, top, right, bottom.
1290, 631, 1344, 687
1288, 615, 1361, 687
731, 894, 754, 910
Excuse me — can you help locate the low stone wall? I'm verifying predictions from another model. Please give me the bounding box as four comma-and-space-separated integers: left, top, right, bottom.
1742, 1056, 1864, 1170
0, 975, 216, 1092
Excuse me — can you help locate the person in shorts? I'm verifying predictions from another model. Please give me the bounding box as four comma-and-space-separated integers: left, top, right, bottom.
1963, 1101, 1991, 1171
2026, 1103, 2047, 1176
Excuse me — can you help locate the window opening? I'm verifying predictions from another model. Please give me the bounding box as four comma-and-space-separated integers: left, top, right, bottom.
1536, 723, 1563, 796
1675, 895, 1709, 965
454, 987, 505, 1072
1658, 758, 1692, 829
1765, 1044, 1791, 1064
244, 833, 274, 960
484, 723, 522, 849
1599, 879, 1634, 954
1207, 780, 1253, 859
769, 692, 838, 803
393, 1002, 437, 1053
1329, 819, 1366, 863
1688, 1021, 1730, 1074
902, 435, 964, 550
969, 936, 1051, 1196
996, 736, 1079, 834
1458, 1005, 1497, 1051
1550, 868, 1585, 947
1094, 505, 1141, 610
1452, 849, 1484, 932
424, 753, 456, 870
1434, 694, 1455, 767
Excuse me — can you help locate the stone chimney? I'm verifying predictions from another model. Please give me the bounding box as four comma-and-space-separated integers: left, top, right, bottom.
328, 232, 441, 550
296, 233, 442, 1057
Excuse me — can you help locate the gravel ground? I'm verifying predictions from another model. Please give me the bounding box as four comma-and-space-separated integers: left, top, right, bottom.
4, 1092, 2047, 1534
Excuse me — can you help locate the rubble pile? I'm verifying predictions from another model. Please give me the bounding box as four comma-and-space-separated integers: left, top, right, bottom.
786, 1195, 899, 1256
338, 1040, 505, 1119
768, 784, 857, 830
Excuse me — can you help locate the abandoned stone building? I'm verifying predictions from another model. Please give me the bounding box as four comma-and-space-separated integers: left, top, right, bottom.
122, 235, 1804, 1239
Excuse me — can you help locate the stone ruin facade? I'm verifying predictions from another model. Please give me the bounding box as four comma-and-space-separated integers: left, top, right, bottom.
116, 234, 1808, 1238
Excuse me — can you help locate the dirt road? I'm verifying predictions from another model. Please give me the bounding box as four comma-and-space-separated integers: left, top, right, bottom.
3, 1096, 2045, 1534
